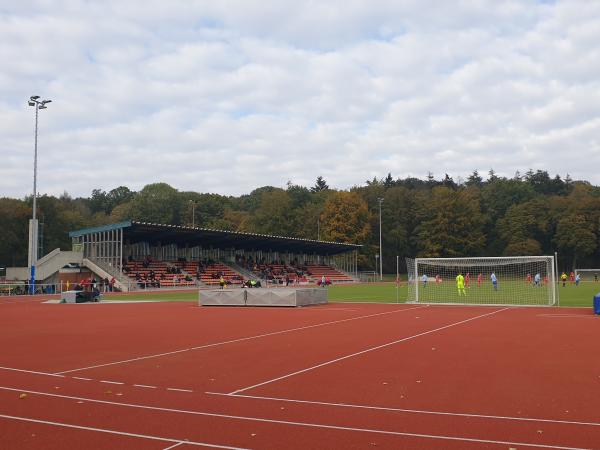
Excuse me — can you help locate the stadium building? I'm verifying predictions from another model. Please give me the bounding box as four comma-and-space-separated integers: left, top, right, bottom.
5, 220, 360, 293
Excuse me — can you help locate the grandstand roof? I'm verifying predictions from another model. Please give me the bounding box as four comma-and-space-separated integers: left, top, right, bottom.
69, 220, 360, 255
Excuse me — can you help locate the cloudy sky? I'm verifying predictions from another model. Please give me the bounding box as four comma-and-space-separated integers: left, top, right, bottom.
1, 0, 599, 199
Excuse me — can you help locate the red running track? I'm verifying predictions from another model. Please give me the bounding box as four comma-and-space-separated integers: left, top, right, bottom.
0, 299, 599, 449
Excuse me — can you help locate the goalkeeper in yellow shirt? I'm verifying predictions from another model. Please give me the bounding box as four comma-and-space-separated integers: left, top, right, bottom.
456, 272, 466, 297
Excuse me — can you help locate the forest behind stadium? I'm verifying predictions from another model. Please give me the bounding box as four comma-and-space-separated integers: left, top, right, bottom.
2, 170, 599, 272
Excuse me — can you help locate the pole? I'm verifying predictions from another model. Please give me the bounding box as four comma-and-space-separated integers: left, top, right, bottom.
317, 218, 320, 241
378, 198, 383, 281
554, 251, 560, 306
192, 202, 195, 227
29, 103, 39, 294
396, 255, 399, 303
27, 96, 50, 294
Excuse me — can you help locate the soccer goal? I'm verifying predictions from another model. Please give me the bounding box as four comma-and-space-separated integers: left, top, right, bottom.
406, 256, 557, 306
574, 269, 600, 281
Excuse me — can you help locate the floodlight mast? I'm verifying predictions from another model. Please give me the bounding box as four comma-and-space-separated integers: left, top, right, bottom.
378, 198, 384, 281
27, 95, 51, 294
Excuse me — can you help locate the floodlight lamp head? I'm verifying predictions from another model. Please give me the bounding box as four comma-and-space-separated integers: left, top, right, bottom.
39, 105, 47, 109
28, 101, 35, 106
30, 95, 40, 100
42, 99, 52, 105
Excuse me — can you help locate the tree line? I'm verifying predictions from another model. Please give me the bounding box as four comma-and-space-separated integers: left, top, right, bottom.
1, 170, 599, 272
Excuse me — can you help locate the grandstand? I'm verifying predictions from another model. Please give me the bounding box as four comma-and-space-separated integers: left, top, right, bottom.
54, 220, 359, 292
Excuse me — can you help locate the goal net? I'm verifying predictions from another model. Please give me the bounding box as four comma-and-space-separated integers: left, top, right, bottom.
574, 269, 600, 282
406, 256, 556, 306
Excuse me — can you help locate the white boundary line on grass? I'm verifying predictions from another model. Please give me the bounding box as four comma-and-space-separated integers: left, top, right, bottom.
228, 307, 511, 395
54, 305, 428, 375
0, 386, 589, 450
207, 391, 600, 428
0, 413, 248, 449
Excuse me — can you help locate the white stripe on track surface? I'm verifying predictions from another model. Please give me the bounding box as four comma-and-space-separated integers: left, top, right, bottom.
0, 386, 589, 450
54, 305, 428, 375
229, 307, 510, 394
0, 413, 249, 449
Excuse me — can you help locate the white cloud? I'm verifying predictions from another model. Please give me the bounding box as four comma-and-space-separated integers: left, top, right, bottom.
1, 0, 600, 199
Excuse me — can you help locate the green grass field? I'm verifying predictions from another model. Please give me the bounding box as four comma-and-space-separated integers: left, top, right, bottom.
104, 281, 599, 307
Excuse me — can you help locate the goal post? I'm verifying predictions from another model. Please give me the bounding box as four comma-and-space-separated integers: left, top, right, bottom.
406, 256, 556, 306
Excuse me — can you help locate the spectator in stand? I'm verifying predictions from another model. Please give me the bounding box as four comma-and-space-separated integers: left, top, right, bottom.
320, 275, 326, 287
109, 277, 115, 292
219, 276, 226, 289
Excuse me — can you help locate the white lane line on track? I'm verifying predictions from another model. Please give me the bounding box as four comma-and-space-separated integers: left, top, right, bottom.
0, 366, 195, 393
537, 314, 597, 319
229, 307, 511, 395
0, 413, 248, 450
0, 366, 64, 378
0, 386, 589, 450
163, 442, 185, 450
206, 391, 600, 428
54, 305, 429, 375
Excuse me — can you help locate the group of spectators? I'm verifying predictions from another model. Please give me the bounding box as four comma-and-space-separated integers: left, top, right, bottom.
235, 255, 309, 285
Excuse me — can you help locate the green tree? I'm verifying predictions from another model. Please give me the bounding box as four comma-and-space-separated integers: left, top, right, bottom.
497, 198, 551, 256
412, 187, 486, 257
249, 189, 294, 235
311, 176, 329, 193
554, 214, 597, 268
0, 198, 31, 267
130, 183, 181, 224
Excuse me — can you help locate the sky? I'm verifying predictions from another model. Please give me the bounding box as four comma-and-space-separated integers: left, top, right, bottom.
1, 0, 599, 199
